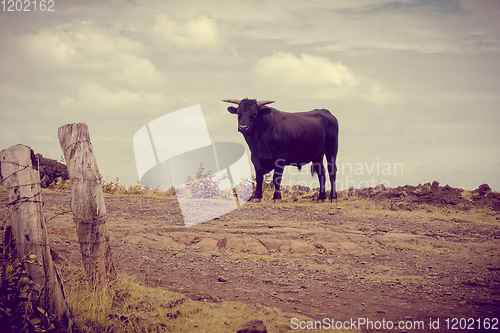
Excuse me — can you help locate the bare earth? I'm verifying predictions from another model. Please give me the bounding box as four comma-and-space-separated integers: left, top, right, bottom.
2, 188, 500, 332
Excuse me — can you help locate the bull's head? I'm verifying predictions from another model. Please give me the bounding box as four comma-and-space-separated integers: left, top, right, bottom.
223, 98, 274, 134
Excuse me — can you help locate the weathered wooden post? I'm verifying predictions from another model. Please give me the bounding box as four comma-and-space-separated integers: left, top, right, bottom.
0, 144, 74, 332
57, 123, 116, 287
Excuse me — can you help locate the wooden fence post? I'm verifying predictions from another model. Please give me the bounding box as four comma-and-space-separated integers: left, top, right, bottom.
0, 144, 74, 332
57, 123, 116, 287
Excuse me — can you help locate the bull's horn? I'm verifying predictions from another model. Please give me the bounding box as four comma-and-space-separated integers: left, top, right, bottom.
257, 100, 275, 106
222, 99, 241, 105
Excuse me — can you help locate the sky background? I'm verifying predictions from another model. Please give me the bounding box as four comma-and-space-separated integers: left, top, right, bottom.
1, 0, 499, 192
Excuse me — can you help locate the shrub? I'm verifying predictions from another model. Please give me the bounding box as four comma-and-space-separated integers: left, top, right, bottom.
182, 164, 233, 200
48, 177, 71, 191
0, 255, 58, 333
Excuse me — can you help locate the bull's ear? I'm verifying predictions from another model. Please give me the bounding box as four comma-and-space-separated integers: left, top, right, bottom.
259, 106, 272, 116
227, 106, 238, 114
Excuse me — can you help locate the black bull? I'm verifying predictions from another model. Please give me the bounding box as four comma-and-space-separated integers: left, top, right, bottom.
224, 98, 339, 202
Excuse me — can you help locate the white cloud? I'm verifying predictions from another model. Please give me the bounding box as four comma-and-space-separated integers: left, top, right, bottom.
16, 30, 76, 67
252, 52, 358, 97
153, 14, 219, 49
2, 21, 147, 75
115, 55, 165, 91
0, 0, 498, 190
252, 51, 400, 104
64, 81, 168, 116
59, 96, 76, 108
78, 81, 141, 108
362, 81, 402, 105
0, 19, 167, 116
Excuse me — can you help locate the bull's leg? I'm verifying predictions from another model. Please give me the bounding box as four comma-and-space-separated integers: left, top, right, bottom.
316, 162, 327, 202
327, 155, 338, 202
272, 165, 284, 202
252, 170, 264, 202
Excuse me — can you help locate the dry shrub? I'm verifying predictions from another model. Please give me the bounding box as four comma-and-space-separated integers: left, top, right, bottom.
181, 164, 234, 200
48, 177, 71, 191
57, 265, 354, 333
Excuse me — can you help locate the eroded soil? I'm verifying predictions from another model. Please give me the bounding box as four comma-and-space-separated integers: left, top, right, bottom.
2, 188, 500, 332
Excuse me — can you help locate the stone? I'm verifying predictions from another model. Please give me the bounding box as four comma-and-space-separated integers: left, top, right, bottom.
475, 183, 492, 196
237, 319, 267, 333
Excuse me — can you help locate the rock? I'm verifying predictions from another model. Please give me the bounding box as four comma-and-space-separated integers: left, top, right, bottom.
237, 319, 267, 333
192, 238, 219, 250
50, 248, 61, 263
226, 236, 268, 254
475, 183, 491, 196
431, 181, 440, 191
217, 237, 227, 249
36, 153, 68, 188
290, 240, 317, 254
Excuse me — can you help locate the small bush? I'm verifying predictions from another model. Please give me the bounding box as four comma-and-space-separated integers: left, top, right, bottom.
0, 255, 58, 333
48, 177, 71, 191
182, 164, 233, 200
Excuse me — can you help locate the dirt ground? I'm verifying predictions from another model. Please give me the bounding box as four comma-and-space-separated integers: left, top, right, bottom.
2, 184, 500, 332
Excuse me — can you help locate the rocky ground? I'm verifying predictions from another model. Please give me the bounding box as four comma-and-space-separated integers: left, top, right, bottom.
1, 183, 500, 332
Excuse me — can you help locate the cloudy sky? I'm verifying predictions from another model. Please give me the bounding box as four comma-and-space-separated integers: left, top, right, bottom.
1, 0, 499, 192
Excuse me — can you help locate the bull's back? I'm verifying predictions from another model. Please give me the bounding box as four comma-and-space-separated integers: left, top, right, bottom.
277, 109, 338, 138
310, 108, 338, 132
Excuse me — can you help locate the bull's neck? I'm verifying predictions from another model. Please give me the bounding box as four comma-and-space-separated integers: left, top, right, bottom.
242, 114, 273, 147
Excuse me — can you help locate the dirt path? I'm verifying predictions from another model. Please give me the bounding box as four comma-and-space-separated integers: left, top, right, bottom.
2, 189, 500, 332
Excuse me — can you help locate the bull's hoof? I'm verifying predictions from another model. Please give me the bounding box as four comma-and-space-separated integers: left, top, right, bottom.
316, 194, 327, 203
251, 197, 261, 203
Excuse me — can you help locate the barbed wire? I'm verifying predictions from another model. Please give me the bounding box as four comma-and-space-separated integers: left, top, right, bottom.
1, 158, 104, 235
1, 161, 42, 232
0, 161, 31, 184
60, 139, 92, 155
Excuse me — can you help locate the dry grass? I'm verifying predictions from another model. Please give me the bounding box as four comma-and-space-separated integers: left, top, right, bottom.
58, 265, 358, 333
47, 176, 178, 200
45, 177, 500, 227
337, 195, 499, 226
